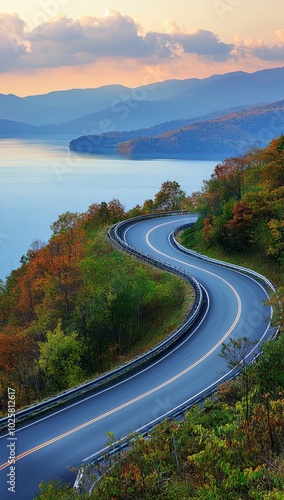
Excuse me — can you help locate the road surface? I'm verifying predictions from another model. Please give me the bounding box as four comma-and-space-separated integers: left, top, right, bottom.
0, 214, 272, 499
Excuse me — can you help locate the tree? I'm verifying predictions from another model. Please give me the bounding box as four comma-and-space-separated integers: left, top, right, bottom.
154, 181, 186, 211
225, 201, 254, 250
142, 198, 154, 213
212, 156, 248, 202
38, 322, 85, 393
84, 202, 101, 225
108, 198, 126, 223
0, 280, 12, 327
98, 201, 110, 226
127, 204, 144, 218
253, 333, 284, 399
50, 212, 81, 237
267, 218, 284, 263
0, 327, 38, 407
35, 480, 80, 499
220, 336, 257, 420
260, 135, 284, 190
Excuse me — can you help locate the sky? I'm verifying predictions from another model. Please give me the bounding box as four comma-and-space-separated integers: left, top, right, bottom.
0, 0, 283, 96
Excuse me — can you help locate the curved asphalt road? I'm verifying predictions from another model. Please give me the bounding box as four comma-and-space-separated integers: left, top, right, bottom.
0, 215, 273, 499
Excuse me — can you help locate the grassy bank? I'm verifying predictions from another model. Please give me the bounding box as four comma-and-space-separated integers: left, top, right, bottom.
178, 227, 284, 289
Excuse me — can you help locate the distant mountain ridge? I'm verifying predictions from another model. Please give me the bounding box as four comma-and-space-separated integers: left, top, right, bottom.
0, 67, 283, 138
0, 118, 39, 137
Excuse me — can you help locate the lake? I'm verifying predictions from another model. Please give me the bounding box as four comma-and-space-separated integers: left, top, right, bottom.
0, 137, 219, 281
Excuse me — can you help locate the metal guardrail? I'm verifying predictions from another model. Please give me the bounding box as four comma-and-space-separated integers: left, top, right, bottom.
74, 215, 279, 494
74, 368, 234, 493
171, 223, 277, 294
0, 212, 202, 433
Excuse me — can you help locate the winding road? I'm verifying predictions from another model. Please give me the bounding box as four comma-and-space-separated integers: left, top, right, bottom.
0, 214, 273, 499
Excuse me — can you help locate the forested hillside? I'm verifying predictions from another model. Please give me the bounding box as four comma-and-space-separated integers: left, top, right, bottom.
117, 101, 284, 157
0, 189, 191, 414
68, 105, 249, 154
181, 135, 284, 278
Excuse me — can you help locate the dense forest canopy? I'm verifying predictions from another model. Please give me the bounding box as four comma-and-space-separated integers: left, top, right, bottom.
182, 135, 284, 267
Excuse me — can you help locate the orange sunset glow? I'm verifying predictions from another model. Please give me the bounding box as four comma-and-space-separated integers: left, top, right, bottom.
0, 1, 283, 95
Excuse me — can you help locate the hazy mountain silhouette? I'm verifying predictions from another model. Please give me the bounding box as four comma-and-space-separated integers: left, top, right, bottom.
0, 67, 283, 138
0, 119, 39, 137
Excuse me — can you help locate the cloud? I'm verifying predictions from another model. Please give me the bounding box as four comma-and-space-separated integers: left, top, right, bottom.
275, 30, 284, 43
0, 10, 235, 72
27, 11, 183, 63
28, 13, 234, 63
0, 14, 31, 70
164, 20, 234, 61
234, 31, 284, 62
29, 11, 147, 57
0, 11, 283, 74
252, 44, 284, 62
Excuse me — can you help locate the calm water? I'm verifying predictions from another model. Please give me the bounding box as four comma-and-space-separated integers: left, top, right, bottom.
0, 137, 219, 280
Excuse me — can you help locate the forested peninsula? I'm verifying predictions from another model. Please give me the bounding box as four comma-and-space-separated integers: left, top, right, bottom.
1, 136, 284, 498
69, 100, 284, 159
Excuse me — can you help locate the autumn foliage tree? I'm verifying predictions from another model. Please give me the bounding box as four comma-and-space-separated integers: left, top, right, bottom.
0, 327, 38, 408
153, 180, 186, 211
84, 199, 126, 226
225, 201, 254, 250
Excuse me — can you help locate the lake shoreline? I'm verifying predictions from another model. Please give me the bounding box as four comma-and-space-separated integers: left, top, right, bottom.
0, 137, 220, 281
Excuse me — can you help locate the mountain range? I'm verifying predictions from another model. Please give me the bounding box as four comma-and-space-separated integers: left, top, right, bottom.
0, 67, 283, 142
